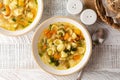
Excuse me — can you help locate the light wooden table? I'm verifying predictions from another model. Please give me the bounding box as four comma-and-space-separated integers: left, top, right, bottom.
0, 0, 120, 80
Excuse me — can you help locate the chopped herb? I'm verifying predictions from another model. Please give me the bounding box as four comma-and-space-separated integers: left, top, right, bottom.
50, 57, 55, 62
22, 25, 25, 28
39, 52, 43, 57
35, 0, 38, 4
64, 49, 70, 53
61, 24, 64, 26
49, 24, 52, 30
50, 56, 59, 66
28, 21, 32, 23
71, 47, 77, 51
2, 8, 6, 11
12, 18, 16, 22
59, 32, 63, 36
52, 43, 54, 45
77, 40, 83, 47
54, 60, 59, 66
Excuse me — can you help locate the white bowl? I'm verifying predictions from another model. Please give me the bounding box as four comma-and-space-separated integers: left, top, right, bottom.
0, 0, 43, 36
32, 16, 92, 75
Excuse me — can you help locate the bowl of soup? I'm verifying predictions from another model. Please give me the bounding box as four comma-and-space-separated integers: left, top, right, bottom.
0, 0, 43, 36
32, 16, 92, 75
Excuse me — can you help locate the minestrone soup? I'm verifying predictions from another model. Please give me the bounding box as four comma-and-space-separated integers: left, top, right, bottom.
38, 22, 86, 70
0, 0, 38, 31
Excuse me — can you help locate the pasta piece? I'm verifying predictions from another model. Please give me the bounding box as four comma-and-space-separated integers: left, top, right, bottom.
53, 39, 62, 46
51, 46, 56, 52
41, 54, 49, 64
58, 26, 64, 29
61, 51, 68, 58
71, 42, 77, 48
57, 44, 65, 52
3, 0, 10, 5
59, 57, 66, 60
47, 48, 54, 55
71, 51, 75, 54
68, 37, 72, 41
66, 28, 73, 35
47, 39, 52, 45
9, 1, 17, 10
72, 33, 77, 39
8, 18, 16, 23
51, 25, 58, 30
28, 2, 35, 8
13, 8, 23, 16
57, 29, 65, 36
66, 44, 71, 50
26, 12, 33, 19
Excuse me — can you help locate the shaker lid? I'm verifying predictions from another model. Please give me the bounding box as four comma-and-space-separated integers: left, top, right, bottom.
67, 0, 83, 15
80, 9, 97, 25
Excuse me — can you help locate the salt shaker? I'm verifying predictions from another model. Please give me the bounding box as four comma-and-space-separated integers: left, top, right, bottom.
67, 0, 83, 15
80, 9, 97, 25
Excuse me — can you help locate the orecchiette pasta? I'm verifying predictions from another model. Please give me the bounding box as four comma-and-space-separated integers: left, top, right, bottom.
61, 51, 68, 58
66, 28, 73, 35
57, 44, 65, 52
53, 39, 63, 46
72, 33, 77, 39
47, 48, 54, 55
57, 29, 65, 36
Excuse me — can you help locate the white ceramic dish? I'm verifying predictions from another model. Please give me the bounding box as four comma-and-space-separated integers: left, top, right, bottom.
32, 16, 92, 75
0, 0, 43, 36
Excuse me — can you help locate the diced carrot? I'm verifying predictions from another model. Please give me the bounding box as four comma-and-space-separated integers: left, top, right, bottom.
5, 5, 11, 16
31, 8, 36, 18
64, 25, 68, 29
74, 29, 81, 35
44, 29, 50, 35
73, 55, 80, 60
76, 37, 80, 40
64, 33, 70, 40
18, 0, 24, 6
0, 2, 3, 9
42, 45, 47, 51
44, 29, 56, 38
54, 53, 60, 60
79, 35, 84, 40
0, 14, 2, 18
17, 20, 28, 26
50, 30, 56, 34
46, 33, 52, 38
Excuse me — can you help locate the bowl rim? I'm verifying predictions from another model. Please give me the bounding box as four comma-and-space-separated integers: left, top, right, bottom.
32, 16, 92, 76
0, 0, 43, 36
